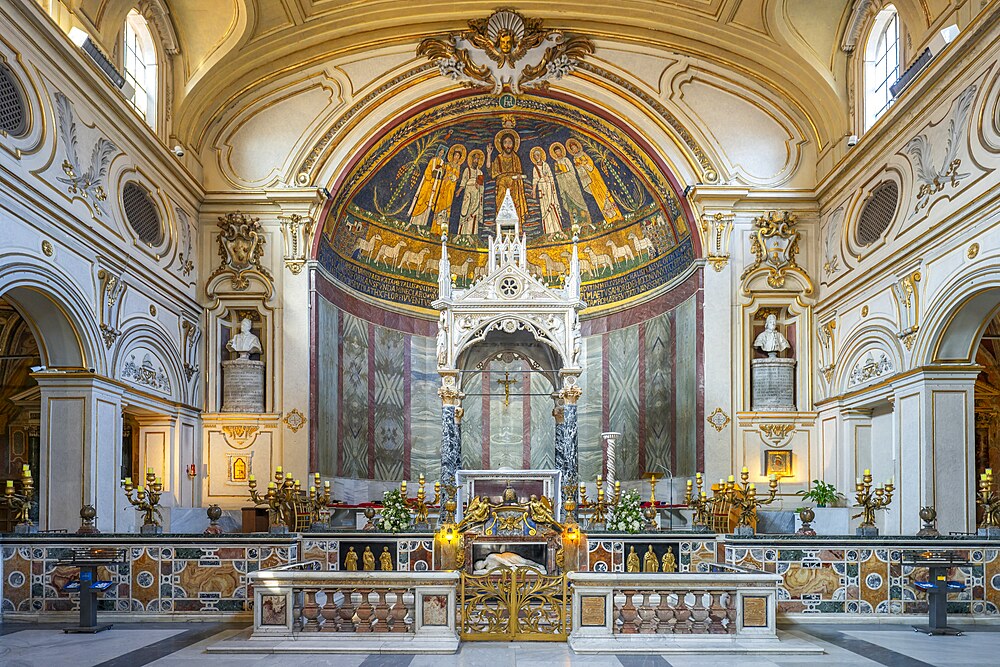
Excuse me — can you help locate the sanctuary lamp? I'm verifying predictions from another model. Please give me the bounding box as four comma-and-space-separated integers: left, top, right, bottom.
2, 464, 36, 533
122, 468, 164, 534
853, 469, 894, 536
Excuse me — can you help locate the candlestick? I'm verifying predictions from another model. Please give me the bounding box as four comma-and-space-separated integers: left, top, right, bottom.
853, 473, 894, 536
718, 468, 779, 535
122, 469, 163, 532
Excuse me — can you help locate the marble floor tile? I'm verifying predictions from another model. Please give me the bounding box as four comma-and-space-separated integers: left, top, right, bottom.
842, 629, 1000, 667
0, 628, 184, 667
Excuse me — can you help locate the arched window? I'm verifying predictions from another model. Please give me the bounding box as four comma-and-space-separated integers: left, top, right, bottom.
863, 5, 900, 131
122, 8, 157, 128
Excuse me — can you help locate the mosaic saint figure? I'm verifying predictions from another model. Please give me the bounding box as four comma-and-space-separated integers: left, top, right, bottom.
567, 138, 624, 227
407, 145, 447, 231
626, 546, 640, 573
344, 546, 358, 571
486, 129, 528, 223
380, 546, 393, 571
431, 144, 466, 236
661, 547, 676, 573
530, 146, 563, 236
643, 545, 659, 572
457, 149, 485, 236
549, 142, 593, 231
362, 545, 375, 571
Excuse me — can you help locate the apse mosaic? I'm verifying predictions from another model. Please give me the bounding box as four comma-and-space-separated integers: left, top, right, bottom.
318, 94, 694, 309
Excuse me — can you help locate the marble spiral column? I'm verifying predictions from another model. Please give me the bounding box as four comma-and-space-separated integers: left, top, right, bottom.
557, 383, 583, 503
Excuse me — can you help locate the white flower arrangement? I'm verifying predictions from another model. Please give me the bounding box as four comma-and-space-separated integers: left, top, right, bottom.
607, 488, 644, 534
378, 489, 412, 533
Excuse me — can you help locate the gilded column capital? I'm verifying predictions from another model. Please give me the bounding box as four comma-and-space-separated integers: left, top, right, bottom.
560, 385, 583, 405
438, 385, 463, 407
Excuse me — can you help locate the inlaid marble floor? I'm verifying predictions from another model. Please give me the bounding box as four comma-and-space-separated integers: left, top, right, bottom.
1, 623, 999, 666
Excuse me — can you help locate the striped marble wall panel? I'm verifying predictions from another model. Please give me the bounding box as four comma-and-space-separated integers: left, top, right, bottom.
489, 361, 524, 469
577, 337, 604, 481
409, 335, 440, 479
644, 312, 672, 476
460, 371, 483, 470
372, 326, 405, 480
316, 297, 339, 477
338, 312, 370, 478
675, 296, 698, 476
530, 372, 556, 470
607, 325, 641, 480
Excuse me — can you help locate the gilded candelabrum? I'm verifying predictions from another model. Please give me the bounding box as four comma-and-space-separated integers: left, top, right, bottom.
721, 468, 778, 535
577, 475, 620, 530
305, 472, 332, 527
977, 468, 1000, 535
853, 469, 894, 536
684, 472, 715, 532
401, 474, 438, 528
247, 465, 303, 531
122, 468, 164, 532
2, 464, 36, 532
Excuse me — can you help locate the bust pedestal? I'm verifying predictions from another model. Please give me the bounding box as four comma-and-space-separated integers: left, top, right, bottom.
751, 357, 796, 411
222, 358, 265, 412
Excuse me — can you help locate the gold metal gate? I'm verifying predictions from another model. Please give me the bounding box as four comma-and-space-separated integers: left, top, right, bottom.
460, 567, 570, 641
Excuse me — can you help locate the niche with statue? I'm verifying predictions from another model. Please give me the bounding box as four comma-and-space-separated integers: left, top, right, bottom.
750, 308, 796, 411
221, 312, 265, 413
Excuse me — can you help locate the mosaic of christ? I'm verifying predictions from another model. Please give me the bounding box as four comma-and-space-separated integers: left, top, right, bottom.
320, 95, 694, 309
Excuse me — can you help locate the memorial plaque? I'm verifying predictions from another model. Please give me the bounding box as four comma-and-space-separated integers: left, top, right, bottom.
581, 595, 606, 626
742, 596, 768, 627
751, 357, 795, 411
222, 358, 265, 412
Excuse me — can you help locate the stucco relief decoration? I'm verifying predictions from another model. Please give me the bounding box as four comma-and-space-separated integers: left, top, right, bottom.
279, 213, 314, 275
701, 212, 734, 271
174, 207, 195, 278
221, 425, 260, 449
97, 268, 125, 349
211, 212, 273, 291
890, 270, 921, 350
848, 350, 894, 388
121, 353, 171, 394
180, 319, 200, 380
817, 318, 837, 384
903, 84, 977, 215
319, 94, 693, 310
54, 92, 119, 216
417, 9, 594, 94
822, 208, 844, 278
740, 211, 812, 294
759, 423, 795, 446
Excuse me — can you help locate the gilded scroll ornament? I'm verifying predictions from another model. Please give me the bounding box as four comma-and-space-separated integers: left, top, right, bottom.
417, 9, 594, 94
221, 425, 260, 449
283, 408, 306, 433
740, 211, 811, 293
210, 212, 273, 291
759, 423, 795, 445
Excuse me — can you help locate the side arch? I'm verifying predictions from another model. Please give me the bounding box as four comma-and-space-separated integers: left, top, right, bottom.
0, 256, 106, 374
915, 259, 1000, 365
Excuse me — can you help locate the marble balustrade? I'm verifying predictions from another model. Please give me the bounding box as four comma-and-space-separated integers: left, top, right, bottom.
248, 564, 460, 652
567, 566, 784, 653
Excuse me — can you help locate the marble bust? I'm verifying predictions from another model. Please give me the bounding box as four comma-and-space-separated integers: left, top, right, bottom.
754, 314, 790, 358
227, 319, 262, 359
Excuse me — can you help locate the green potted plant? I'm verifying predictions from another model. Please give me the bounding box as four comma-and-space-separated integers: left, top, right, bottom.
796, 480, 844, 508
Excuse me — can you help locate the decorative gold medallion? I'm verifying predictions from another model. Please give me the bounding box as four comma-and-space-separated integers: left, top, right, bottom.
41, 240, 54, 257
707, 407, 731, 432
968, 242, 980, 259
861, 305, 869, 317
283, 408, 306, 433
221, 425, 260, 449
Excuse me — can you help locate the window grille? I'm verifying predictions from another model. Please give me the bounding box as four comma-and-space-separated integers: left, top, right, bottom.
855, 181, 899, 246
0, 64, 27, 137
122, 182, 163, 247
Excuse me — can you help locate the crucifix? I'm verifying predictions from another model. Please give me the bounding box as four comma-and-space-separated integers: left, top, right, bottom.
496, 371, 519, 407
